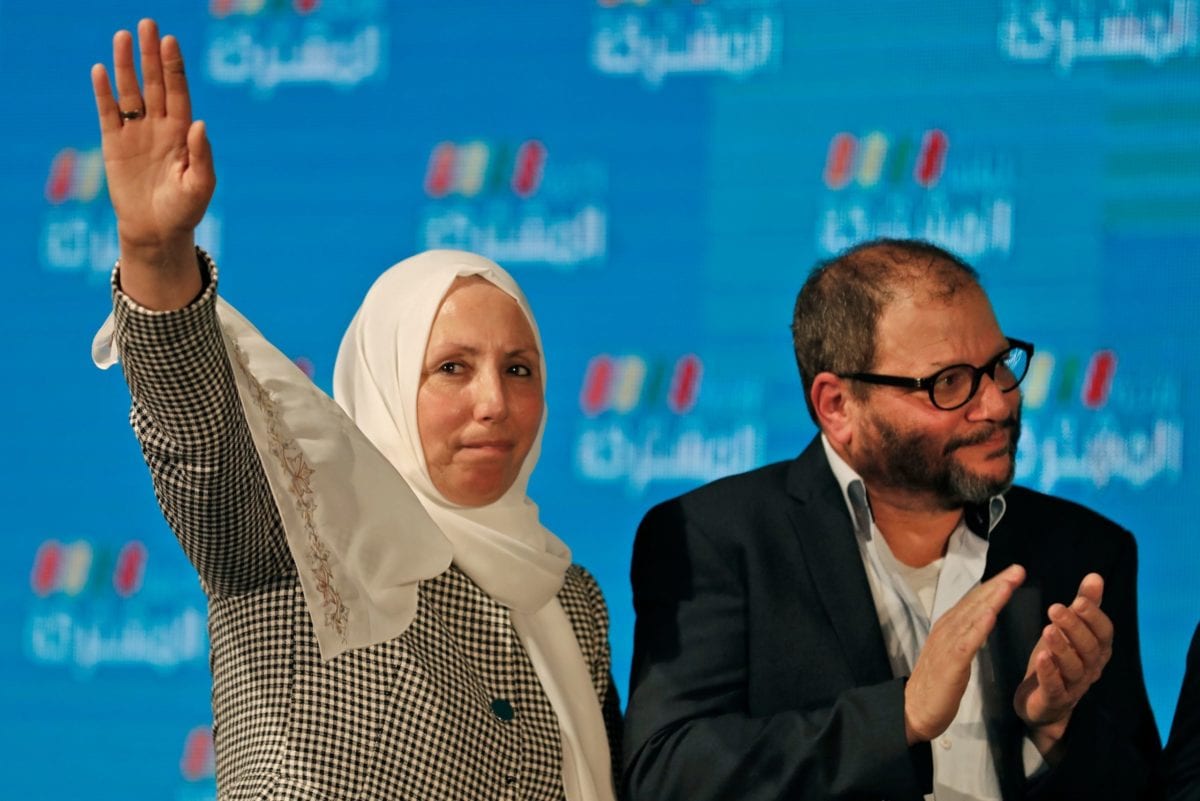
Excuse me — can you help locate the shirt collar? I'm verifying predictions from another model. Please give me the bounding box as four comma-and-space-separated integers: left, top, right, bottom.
819, 434, 1006, 540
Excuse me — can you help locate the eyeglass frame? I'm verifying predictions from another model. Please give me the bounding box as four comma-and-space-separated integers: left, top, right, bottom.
837, 338, 1035, 411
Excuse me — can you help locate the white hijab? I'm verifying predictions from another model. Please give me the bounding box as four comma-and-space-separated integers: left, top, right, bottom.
96, 250, 614, 801
334, 250, 614, 801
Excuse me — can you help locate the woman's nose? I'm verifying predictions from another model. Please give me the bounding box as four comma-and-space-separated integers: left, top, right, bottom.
472, 368, 508, 421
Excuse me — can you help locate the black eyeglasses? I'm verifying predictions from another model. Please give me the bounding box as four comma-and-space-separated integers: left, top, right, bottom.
839, 338, 1035, 411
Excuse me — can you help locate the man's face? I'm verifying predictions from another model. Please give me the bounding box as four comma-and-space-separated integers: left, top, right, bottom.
848, 285, 1022, 509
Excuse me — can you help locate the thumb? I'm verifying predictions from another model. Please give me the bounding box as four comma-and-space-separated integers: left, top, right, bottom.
1076, 572, 1104, 607
187, 120, 215, 185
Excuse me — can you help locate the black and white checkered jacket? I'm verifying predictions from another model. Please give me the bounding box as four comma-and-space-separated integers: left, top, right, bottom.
112, 265, 622, 801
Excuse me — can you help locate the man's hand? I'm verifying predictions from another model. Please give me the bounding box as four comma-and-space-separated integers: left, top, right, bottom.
1014, 573, 1112, 755
92, 18, 215, 310
904, 564, 1026, 744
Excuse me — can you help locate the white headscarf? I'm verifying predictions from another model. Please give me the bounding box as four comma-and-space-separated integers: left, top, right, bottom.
333, 250, 570, 612
334, 250, 614, 801
94, 250, 614, 801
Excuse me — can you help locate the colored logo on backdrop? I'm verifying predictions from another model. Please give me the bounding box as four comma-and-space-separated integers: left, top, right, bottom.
419, 139, 608, 271
1015, 347, 1183, 493
1022, 349, 1118, 411
205, 0, 386, 93
31, 540, 147, 599
817, 129, 1015, 262
24, 537, 207, 672
39, 146, 223, 281
574, 353, 764, 494
45, 148, 105, 205
425, 140, 547, 200
999, 0, 1200, 73
580, 354, 703, 416
823, 130, 949, 191
180, 725, 216, 782
211, 0, 321, 16
591, 0, 783, 86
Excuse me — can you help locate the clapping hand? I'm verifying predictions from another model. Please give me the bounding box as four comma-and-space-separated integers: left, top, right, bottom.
904, 564, 1026, 744
1014, 573, 1113, 755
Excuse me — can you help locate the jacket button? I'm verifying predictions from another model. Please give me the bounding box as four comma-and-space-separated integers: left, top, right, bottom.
491, 698, 515, 721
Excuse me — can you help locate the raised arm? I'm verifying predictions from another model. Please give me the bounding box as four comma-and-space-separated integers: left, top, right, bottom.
92, 18, 214, 309
95, 20, 291, 596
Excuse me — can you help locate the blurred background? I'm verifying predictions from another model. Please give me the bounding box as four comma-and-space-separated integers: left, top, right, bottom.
4, 0, 1198, 796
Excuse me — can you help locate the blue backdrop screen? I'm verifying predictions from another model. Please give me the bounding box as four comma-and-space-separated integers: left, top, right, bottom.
3, 1, 1198, 797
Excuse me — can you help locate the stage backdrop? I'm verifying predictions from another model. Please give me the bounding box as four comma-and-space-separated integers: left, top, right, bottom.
3, 1, 1198, 797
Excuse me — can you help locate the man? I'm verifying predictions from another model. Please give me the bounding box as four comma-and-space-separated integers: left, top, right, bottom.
623, 239, 1160, 800
1163, 622, 1200, 800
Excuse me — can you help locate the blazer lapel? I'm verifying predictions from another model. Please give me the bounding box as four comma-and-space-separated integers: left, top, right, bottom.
785, 438, 894, 686
985, 522, 1045, 801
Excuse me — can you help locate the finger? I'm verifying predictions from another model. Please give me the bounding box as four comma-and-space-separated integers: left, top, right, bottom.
112, 30, 144, 114
1034, 648, 1070, 705
1051, 604, 1099, 652
1050, 602, 1111, 681
1042, 623, 1085, 685
138, 19, 165, 117
1066, 597, 1114, 677
1076, 573, 1104, 607
973, 564, 1026, 615
161, 34, 192, 122
1072, 594, 1114, 650
186, 121, 215, 190
943, 565, 1023, 644
91, 64, 122, 135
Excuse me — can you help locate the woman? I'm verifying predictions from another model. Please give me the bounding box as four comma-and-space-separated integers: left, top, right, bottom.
91, 19, 620, 801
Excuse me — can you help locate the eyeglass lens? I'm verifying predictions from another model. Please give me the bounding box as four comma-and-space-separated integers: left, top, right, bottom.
931, 347, 1030, 408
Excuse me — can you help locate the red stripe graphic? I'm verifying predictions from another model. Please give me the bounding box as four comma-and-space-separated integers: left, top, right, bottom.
511, 140, 546, 198
424, 142, 456, 198
667, 354, 703, 414
114, 541, 147, 598
180, 726, 216, 781
45, 149, 77, 205
31, 541, 62, 597
1081, 350, 1117, 410
580, 356, 615, 417
914, 129, 949, 188
824, 133, 856, 190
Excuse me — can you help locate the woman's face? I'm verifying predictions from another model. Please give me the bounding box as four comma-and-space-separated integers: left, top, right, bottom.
417, 277, 544, 506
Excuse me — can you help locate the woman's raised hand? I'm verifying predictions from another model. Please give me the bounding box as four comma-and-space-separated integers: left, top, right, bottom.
92, 18, 215, 310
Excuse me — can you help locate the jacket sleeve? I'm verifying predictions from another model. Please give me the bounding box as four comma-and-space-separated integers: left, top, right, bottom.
1162, 623, 1200, 801
112, 250, 292, 596
622, 499, 931, 801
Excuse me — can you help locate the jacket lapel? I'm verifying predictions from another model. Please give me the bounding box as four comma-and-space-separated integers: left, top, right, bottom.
984, 520, 1045, 801
785, 438, 895, 686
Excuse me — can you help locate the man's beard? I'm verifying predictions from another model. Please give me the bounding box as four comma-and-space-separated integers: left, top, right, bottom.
857, 408, 1022, 509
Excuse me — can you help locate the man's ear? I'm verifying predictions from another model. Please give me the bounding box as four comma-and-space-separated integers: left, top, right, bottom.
811, 372, 857, 446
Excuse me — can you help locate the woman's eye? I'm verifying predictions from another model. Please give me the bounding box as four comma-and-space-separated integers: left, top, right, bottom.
438, 362, 463, 374
508, 364, 532, 377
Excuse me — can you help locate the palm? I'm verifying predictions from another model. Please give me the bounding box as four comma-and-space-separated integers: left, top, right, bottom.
105, 123, 207, 243
92, 21, 214, 250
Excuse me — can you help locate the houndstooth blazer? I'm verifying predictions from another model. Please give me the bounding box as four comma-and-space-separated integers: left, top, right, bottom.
112, 260, 622, 801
